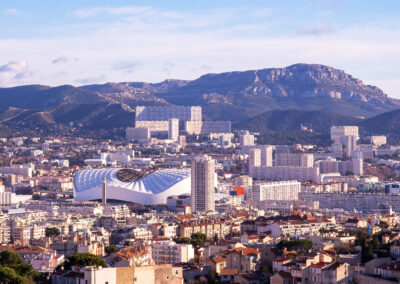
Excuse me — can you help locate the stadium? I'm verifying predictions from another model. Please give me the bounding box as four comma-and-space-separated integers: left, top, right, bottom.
74, 168, 191, 205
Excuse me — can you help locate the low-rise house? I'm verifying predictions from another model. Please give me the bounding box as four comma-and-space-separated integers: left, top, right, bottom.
30, 250, 64, 273
344, 218, 368, 231
209, 255, 227, 274
225, 248, 260, 273
108, 244, 152, 267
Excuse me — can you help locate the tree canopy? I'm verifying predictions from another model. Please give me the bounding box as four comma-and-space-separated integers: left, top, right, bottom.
45, 227, 61, 237
191, 233, 207, 248
60, 253, 107, 271
277, 239, 313, 252
105, 245, 119, 254
0, 250, 38, 283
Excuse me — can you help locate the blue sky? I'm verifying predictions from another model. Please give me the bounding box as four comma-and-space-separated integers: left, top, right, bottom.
1, 0, 400, 97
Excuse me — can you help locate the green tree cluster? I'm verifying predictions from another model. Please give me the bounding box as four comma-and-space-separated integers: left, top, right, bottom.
59, 253, 107, 271
105, 245, 119, 254
0, 250, 39, 283
277, 239, 313, 253
354, 230, 390, 263
45, 227, 61, 237
174, 233, 208, 248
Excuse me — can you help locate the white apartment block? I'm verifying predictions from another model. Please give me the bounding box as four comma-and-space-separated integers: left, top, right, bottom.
134, 121, 169, 133
249, 146, 273, 167
340, 135, 357, 158
185, 121, 231, 135
126, 127, 150, 140
151, 240, 194, 265
135, 106, 202, 121
250, 166, 320, 182
330, 126, 359, 143
259, 219, 337, 237
317, 159, 339, 174
251, 180, 301, 202
275, 153, 314, 168
168, 118, 179, 141
0, 165, 33, 178
371, 135, 387, 146
249, 149, 261, 167
240, 134, 255, 147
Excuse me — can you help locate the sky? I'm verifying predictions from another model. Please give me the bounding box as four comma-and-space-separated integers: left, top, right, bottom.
0, 0, 400, 97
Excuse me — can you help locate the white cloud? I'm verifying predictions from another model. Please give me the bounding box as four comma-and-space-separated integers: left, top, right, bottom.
0, 60, 32, 87
73, 6, 154, 18
0, 5, 399, 98
3, 8, 20, 15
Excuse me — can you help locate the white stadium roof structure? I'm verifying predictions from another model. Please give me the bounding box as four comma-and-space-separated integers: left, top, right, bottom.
74, 168, 191, 205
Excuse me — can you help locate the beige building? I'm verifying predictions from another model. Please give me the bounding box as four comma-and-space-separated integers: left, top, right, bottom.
225, 248, 260, 273
178, 220, 225, 239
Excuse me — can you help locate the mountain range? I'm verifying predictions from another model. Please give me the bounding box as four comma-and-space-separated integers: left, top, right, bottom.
0, 63, 399, 141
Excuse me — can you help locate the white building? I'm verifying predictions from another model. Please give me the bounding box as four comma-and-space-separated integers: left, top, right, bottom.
31, 250, 64, 273
371, 135, 387, 146
168, 118, 179, 141
251, 180, 301, 202
330, 126, 359, 143
0, 165, 33, 178
250, 166, 319, 183
275, 153, 314, 168
151, 240, 194, 264
135, 106, 202, 121
126, 127, 150, 141
240, 133, 255, 147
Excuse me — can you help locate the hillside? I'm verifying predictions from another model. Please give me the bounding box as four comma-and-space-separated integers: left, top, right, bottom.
0, 63, 399, 140
234, 109, 363, 146
235, 109, 362, 134
152, 64, 400, 120
0, 85, 109, 111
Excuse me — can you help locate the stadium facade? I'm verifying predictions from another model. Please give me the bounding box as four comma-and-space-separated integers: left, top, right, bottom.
74, 168, 191, 205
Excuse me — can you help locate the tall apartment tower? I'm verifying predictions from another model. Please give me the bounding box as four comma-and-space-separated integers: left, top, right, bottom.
168, 118, 179, 141
260, 146, 273, 167
191, 156, 215, 213
102, 177, 107, 205
249, 148, 261, 167
340, 135, 357, 158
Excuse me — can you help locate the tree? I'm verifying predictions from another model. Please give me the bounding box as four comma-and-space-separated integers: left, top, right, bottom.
0, 251, 38, 283
45, 227, 61, 237
0, 267, 25, 284
191, 233, 207, 248
60, 253, 107, 271
277, 239, 313, 253
105, 245, 119, 254
174, 237, 192, 244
